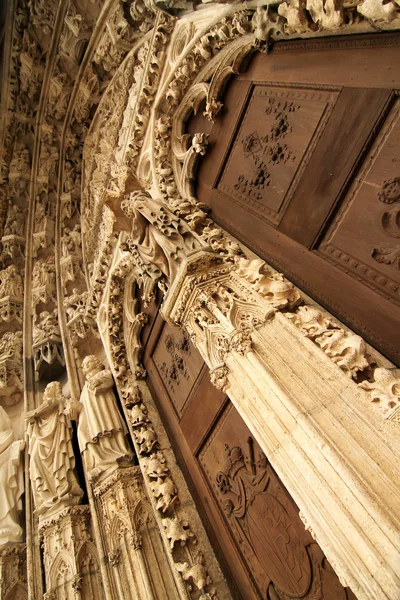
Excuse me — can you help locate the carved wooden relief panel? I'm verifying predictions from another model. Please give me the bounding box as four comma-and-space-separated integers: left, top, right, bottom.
198, 403, 355, 600
152, 322, 204, 418
319, 98, 400, 305
218, 86, 337, 225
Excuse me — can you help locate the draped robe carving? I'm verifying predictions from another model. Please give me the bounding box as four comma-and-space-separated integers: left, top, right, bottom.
0, 407, 24, 544
27, 382, 83, 517
72, 356, 133, 483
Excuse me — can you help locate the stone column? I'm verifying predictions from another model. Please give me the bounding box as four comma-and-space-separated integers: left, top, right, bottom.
161, 249, 400, 600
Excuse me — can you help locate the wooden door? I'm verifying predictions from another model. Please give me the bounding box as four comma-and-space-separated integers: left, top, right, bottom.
143, 317, 357, 600
189, 33, 400, 366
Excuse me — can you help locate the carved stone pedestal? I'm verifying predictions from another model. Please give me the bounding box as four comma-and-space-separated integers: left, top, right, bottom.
162, 249, 400, 600
93, 466, 180, 600
0, 544, 27, 600
0, 297, 23, 326
39, 506, 103, 600
0, 351, 23, 406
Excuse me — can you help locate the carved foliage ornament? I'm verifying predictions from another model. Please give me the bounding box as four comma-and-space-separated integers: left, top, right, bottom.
104, 259, 216, 599
359, 367, 400, 421
287, 305, 369, 379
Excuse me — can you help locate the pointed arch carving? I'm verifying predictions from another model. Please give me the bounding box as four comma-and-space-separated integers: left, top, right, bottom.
76, 539, 104, 600
48, 552, 74, 598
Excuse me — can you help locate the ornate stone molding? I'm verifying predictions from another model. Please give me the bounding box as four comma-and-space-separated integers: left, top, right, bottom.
95, 241, 234, 599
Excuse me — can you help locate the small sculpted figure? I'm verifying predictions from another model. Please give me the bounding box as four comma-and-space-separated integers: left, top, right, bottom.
0, 331, 23, 363
27, 382, 83, 517
4, 205, 25, 237
0, 406, 24, 544
0, 265, 23, 299
67, 356, 133, 482
121, 190, 201, 283
33, 309, 61, 346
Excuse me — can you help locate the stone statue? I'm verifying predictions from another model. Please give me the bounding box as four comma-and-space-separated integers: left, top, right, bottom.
66, 356, 133, 483
0, 407, 24, 544
26, 382, 83, 517
9, 146, 30, 173
121, 190, 201, 283
61, 224, 82, 258
32, 256, 56, 289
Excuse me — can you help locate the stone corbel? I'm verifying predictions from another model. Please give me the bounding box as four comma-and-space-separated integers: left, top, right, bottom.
161, 247, 400, 600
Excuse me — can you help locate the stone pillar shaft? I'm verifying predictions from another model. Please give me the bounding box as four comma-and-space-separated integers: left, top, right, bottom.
162, 249, 400, 600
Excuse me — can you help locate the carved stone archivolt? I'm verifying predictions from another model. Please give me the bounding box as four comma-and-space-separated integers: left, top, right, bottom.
94, 245, 231, 599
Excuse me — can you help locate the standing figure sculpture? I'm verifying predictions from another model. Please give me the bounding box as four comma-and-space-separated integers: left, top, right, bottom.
68, 356, 133, 483
26, 382, 83, 517
0, 407, 24, 544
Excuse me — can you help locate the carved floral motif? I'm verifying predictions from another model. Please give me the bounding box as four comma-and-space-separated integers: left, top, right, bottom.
359, 367, 400, 420
372, 176, 400, 269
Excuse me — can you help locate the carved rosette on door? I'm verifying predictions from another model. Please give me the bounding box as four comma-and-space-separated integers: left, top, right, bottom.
214, 436, 353, 600
372, 177, 400, 269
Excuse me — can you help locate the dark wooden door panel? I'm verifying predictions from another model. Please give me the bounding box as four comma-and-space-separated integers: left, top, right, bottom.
152, 322, 204, 419
198, 402, 356, 600
216, 84, 338, 227
318, 98, 400, 307
145, 319, 255, 599
279, 87, 394, 247
239, 34, 400, 91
